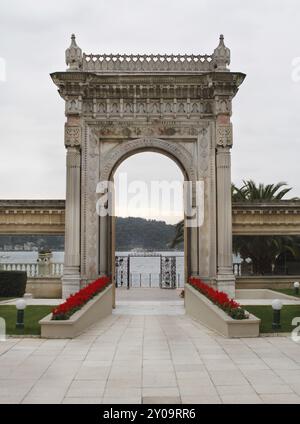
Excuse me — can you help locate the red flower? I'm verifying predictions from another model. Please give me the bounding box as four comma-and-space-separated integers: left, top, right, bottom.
52, 276, 111, 320
188, 277, 247, 320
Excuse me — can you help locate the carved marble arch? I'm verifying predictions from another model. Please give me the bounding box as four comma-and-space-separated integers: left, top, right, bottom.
99, 137, 197, 297
99, 137, 197, 183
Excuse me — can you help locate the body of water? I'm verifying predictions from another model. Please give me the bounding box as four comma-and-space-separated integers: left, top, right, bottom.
0, 251, 184, 283
0, 251, 240, 288
116, 251, 185, 288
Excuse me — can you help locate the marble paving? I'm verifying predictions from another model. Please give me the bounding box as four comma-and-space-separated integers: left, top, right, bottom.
1, 302, 300, 404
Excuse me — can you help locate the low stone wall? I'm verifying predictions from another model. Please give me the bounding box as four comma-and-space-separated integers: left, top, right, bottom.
185, 284, 260, 338
39, 284, 112, 338
26, 278, 62, 299
236, 276, 300, 290
236, 289, 299, 300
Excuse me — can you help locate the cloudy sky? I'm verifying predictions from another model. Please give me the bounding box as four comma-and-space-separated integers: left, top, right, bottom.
1, 1, 300, 223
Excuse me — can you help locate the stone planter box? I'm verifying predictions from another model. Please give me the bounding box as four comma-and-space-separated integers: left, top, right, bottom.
39, 284, 112, 339
185, 284, 260, 338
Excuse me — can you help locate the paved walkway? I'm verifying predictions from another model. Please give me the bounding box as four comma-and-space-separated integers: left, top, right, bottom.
1, 309, 300, 404
116, 287, 183, 301
115, 288, 185, 315
115, 301, 185, 316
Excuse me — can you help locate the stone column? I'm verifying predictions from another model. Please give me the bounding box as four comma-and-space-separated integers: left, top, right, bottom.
62, 122, 81, 298
216, 122, 235, 297
197, 126, 211, 280
184, 180, 198, 276
99, 214, 108, 275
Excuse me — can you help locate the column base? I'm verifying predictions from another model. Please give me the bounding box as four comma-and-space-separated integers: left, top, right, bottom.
216, 273, 236, 298
62, 269, 80, 299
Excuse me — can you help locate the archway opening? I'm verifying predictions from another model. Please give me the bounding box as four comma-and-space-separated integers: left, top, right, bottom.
111, 151, 186, 311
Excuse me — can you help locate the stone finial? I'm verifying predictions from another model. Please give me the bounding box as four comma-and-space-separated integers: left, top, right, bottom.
212, 34, 230, 71
65, 34, 82, 71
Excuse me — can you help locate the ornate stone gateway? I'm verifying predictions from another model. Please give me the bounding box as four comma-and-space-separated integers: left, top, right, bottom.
51, 35, 245, 301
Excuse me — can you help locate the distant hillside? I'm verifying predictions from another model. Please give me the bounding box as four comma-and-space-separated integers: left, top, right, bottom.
116, 217, 182, 251
0, 235, 64, 251
0, 217, 183, 252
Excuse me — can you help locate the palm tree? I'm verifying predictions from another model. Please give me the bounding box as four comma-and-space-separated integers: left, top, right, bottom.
169, 220, 184, 248
171, 180, 300, 274
172, 180, 296, 247
232, 180, 299, 274
232, 180, 297, 202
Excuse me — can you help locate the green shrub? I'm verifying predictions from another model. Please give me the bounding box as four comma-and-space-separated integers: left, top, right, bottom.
0, 271, 27, 297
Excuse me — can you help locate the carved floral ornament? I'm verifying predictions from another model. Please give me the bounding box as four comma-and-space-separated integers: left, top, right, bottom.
216, 124, 233, 148
65, 125, 81, 148
93, 121, 207, 139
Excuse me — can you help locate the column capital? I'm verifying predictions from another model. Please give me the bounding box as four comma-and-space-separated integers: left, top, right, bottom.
65, 122, 82, 149
216, 123, 233, 149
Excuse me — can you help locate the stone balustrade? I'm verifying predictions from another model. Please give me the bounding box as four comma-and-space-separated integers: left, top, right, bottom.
82, 53, 214, 73
0, 262, 63, 278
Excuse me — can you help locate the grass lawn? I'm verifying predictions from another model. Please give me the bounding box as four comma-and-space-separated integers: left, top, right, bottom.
0, 305, 55, 336
273, 288, 300, 298
245, 305, 300, 333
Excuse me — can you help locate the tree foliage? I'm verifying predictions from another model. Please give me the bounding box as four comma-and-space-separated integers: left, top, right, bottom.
170, 180, 300, 274
233, 235, 300, 274
231, 180, 297, 202
116, 217, 182, 251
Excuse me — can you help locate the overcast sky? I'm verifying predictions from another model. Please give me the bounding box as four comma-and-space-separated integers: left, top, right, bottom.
1, 1, 300, 223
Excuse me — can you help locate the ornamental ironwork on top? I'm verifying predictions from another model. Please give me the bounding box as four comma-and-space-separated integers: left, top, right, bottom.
65, 34, 230, 74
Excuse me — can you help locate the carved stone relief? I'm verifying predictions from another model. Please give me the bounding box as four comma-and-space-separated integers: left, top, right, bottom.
65, 97, 82, 115
215, 98, 232, 115
84, 128, 99, 277
216, 124, 233, 148
91, 120, 207, 139
81, 100, 214, 118
198, 127, 210, 177
65, 125, 82, 148
97, 137, 197, 183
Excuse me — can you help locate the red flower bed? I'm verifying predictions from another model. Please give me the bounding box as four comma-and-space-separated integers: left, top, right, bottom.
188, 277, 248, 320
52, 276, 110, 320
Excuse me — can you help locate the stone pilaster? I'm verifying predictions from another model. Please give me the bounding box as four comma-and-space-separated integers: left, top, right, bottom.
99, 215, 108, 275
62, 120, 81, 298
216, 122, 235, 297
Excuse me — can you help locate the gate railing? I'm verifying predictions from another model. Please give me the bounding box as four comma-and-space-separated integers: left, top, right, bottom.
115, 254, 184, 289
126, 273, 184, 289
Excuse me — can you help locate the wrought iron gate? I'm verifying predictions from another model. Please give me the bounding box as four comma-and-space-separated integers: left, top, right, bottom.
160, 256, 177, 289
115, 256, 130, 288
115, 253, 179, 289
